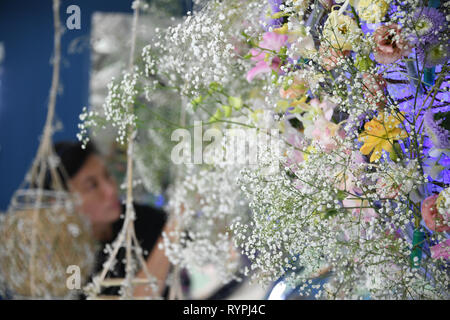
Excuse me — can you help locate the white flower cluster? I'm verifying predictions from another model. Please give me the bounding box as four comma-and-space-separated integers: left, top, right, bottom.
162, 161, 250, 283
233, 139, 448, 299
103, 72, 140, 144
80, 0, 450, 299
145, 0, 448, 299
77, 107, 101, 148
78, 71, 141, 147
141, 0, 265, 98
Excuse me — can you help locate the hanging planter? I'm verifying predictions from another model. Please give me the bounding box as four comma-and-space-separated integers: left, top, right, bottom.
0, 189, 96, 299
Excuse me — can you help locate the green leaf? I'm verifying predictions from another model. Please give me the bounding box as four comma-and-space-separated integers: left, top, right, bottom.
191, 95, 203, 111
336, 190, 347, 201
208, 82, 222, 93
271, 12, 289, 19
322, 208, 339, 219
209, 108, 223, 122
389, 142, 403, 162
282, 76, 294, 90
228, 96, 243, 110
221, 105, 233, 117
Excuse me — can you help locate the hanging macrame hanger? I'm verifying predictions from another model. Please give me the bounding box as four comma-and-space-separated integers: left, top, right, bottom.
26, 0, 63, 297
87, 0, 163, 300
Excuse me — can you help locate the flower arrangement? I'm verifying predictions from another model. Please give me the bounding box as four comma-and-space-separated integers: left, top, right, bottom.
80, 0, 449, 299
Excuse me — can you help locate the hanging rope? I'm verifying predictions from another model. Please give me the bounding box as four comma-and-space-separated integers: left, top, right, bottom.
29, 0, 63, 297
87, 0, 162, 300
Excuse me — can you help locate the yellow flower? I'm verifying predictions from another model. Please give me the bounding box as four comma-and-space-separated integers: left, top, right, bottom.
334, 0, 357, 6
273, 24, 289, 35
322, 11, 361, 51
358, 113, 407, 162
357, 0, 390, 24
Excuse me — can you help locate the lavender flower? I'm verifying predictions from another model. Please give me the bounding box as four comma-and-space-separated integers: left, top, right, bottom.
418, 41, 450, 68
412, 8, 449, 67
424, 110, 450, 151
261, 0, 283, 30
412, 7, 446, 45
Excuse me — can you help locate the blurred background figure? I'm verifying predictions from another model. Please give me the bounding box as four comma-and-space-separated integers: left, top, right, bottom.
50, 140, 180, 298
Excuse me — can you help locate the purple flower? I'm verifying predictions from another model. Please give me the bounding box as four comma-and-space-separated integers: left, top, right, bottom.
424, 109, 450, 150
268, 0, 282, 14
413, 8, 446, 45
260, 0, 283, 31
412, 8, 449, 67
417, 41, 450, 68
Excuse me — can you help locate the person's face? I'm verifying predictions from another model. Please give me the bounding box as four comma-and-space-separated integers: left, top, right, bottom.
68, 154, 121, 225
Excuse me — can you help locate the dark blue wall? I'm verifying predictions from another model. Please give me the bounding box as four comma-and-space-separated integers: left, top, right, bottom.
0, 1, 192, 211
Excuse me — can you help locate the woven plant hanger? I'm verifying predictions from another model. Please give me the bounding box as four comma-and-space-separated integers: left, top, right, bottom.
82, 0, 162, 300
0, 0, 96, 299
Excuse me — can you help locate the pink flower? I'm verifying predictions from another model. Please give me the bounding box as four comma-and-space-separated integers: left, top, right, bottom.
246, 32, 288, 82
375, 178, 401, 199
373, 24, 411, 65
279, 76, 308, 100
247, 60, 281, 82
421, 194, 450, 232
318, 45, 351, 71
284, 130, 305, 168
362, 73, 388, 109
343, 197, 378, 223
310, 117, 345, 153
430, 239, 450, 260
310, 98, 336, 121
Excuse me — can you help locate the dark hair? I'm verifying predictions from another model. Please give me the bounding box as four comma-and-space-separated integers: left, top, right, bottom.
43, 141, 98, 190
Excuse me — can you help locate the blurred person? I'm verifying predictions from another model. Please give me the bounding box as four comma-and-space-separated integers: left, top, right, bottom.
50, 140, 181, 298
